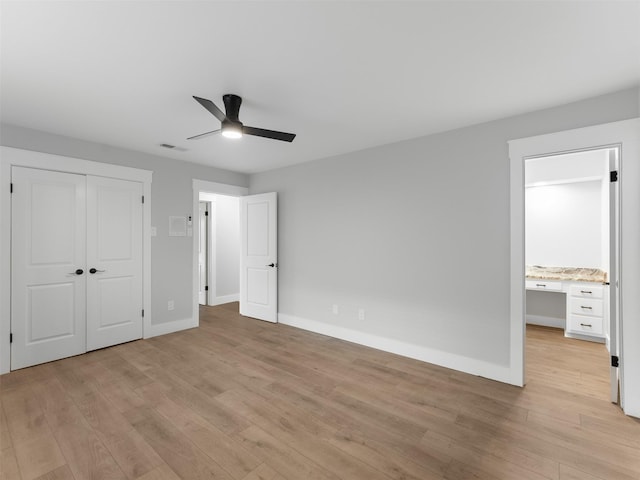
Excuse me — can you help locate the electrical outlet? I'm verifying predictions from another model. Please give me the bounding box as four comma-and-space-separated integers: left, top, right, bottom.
332, 304, 339, 315
358, 308, 365, 321
168, 300, 174, 311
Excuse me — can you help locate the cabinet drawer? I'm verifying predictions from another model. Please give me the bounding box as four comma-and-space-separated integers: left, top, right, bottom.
569, 297, 603, 317
526, 280, 562, 291
570, 285, 603, 299
567, 314, 603, 336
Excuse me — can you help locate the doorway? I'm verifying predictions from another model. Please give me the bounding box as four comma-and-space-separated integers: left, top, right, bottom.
191, 180, 247, 326
508, 118, 640, 417
524, 147, 617, 402
198, 192, 241, 307
191, 179, 279, 326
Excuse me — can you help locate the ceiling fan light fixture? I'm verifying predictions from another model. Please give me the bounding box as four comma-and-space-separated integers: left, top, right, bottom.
221, 120, 243, 139
189, 95, 295, 142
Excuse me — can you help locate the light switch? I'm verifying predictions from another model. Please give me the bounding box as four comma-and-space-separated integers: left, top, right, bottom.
150, 226, 157, 237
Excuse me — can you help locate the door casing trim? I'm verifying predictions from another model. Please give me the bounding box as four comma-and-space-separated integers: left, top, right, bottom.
508, 118, 640, 417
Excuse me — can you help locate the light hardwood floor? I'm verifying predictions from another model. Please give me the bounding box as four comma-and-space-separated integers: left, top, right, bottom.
1, 304, 638, 480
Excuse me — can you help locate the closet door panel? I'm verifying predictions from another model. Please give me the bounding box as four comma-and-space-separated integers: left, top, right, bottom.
11, 167, 87, 369
86, 176, 143, 351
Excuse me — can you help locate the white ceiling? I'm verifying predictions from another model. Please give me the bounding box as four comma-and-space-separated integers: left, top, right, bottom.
1, 1, 639, 174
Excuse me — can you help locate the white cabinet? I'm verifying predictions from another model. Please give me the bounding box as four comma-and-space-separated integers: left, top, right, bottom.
526, 280, 563, 291
565, 282, 607, 340
567, 314, 603, 336
569, 284, 603, 299
526, 279, 607, 342
569, 297, 604, 317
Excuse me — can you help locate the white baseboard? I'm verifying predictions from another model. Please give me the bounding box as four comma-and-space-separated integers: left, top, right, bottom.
145, 317, 197, 339
526, 314, 564, 329
278, 314, 515, 385
208, 294, 239, 306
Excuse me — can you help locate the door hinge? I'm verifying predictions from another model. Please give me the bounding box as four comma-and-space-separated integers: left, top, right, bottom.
142, 195, 145, 204
610, 170, 618, 182
205, 286, 209, 291
9, 333, 13, 343
141, 309, 144, 318
10, 183, 13, 193
205, 211, 209, 216
611, 355, 619, 368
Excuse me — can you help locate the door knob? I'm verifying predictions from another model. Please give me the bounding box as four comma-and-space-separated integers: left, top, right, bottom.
69, 268, 84, 275
89, 268, 106, 274
266, 263, 277, 268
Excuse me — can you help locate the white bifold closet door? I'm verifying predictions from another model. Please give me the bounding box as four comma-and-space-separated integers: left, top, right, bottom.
11, 167, 143, 370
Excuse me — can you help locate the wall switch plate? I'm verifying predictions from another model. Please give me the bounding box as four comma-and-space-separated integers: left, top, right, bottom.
150, 226, 157, 237
358, 308, 365, 321
168, 300, 174, 311
332, 304, 339, 315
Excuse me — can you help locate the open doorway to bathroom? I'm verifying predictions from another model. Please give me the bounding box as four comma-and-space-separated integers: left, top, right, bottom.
524, 147, 619, 403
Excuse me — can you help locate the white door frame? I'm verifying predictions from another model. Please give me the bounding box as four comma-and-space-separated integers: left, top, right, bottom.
198, 201, 210, 305
508, 118, 640, 417
198, 195, 217, 306
192, 179, 248, 326
0, 146, 153, 375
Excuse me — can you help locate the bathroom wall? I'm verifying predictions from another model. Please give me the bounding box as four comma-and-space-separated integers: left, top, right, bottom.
526, 180, 604, 268
525, 149, 610, 324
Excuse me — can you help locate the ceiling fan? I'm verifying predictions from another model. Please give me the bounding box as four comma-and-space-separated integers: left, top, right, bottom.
188, 94, 296, 142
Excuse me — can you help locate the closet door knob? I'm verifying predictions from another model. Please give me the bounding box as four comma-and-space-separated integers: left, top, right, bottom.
69, 268, 84, 275
89, 268, 105, 274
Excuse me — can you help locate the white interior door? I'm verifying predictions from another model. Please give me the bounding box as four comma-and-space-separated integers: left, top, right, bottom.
199, 202, 208, 305
608, 150, 620, 404
11, 167, 87, 369
86, 175, 143, 351
240, 192, 277, 322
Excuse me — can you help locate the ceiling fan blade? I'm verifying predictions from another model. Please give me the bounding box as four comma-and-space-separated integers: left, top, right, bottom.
187, 129, 221, 140
193, 96, 226, 122
243, 126, 296, 142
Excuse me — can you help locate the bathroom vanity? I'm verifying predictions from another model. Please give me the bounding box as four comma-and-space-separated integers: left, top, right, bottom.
526, 266, 608, 343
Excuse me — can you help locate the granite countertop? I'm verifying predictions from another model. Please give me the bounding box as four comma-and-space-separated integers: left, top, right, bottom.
526, 265, 608, 284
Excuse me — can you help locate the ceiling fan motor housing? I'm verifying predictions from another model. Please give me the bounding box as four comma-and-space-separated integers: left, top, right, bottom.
223, 94, 243, 122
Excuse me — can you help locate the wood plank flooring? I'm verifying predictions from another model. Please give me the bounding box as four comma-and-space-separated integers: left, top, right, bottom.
1, 304, 638, 480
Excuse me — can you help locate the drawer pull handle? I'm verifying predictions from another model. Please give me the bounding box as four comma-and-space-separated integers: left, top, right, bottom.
580, 306, 592, 310
580, 290, 592, 294
536, 284, 546, 287
580, 323, 592, 327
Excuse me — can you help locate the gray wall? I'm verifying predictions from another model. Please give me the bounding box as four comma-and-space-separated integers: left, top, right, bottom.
249, 87, 639, 368
526, 290, 565, 322
0, 124, 248, 325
